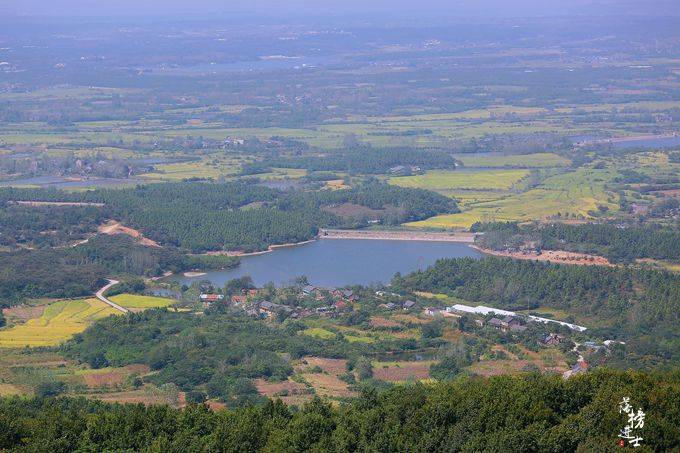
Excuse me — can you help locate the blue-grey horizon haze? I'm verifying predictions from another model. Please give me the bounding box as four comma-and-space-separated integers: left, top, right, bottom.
1, 0, 678, 18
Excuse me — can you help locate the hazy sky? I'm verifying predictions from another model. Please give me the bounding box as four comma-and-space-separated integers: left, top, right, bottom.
2, 0, 676, 18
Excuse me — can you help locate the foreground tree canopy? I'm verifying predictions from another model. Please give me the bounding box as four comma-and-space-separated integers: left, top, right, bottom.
0, 370, 677, 452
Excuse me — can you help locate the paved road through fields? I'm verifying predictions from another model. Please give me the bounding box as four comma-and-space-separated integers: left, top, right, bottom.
95, 279, 129, 314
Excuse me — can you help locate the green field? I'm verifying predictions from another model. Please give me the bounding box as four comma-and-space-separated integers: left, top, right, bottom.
109, 294, 176, 309
389, 169, 530, 192
0, 299, 120, 348
2, 99, 678, 151
300, 327, 336, 340
141, 156, 242, 182
407, 168, 619, 228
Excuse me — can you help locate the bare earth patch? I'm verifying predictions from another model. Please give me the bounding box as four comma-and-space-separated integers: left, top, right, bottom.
473, 246, 612, 267
90, 385, 180, 407
2, 305, 45, 323
83, 364, 150, 389
295, 357, 356, 399
303, 372, 355, 398
370, 317, 401, 328
373, 361, 431, 382
392, 313, 430, 324
98, 220, 160, 247
469, 346, 568, 377
298, 356, 348, 375
254, 378, 308, 397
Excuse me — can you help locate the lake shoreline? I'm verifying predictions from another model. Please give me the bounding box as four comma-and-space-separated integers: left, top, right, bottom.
173, 239, 482, 287
208, 239, 319, 257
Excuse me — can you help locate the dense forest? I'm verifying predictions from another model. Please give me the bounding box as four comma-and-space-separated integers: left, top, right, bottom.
0, 236, 238, 307
0, 370, 677, 451
0, 181, 457, 252
473, 221, 680, 263
393, 257, 680, 368
0, 203, 106, 249
240, 147, 457, 175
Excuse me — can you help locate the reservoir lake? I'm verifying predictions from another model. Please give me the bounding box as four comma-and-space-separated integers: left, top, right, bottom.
174, 239, 482, 288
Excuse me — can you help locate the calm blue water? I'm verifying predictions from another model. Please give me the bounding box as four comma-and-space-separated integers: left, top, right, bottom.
174, 239, 482, 288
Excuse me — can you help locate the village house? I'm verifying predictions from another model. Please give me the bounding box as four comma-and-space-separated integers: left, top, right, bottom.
402, 300, 417, 310
571, 359, 589, 375
379, 302, 398, 310
424, 307, 442, 316
583, 341, 607, 353
487, 317, 526, 332
302, 285, 317, 296
562, 358, 589, 379
258, 301, 294, 320
199, 293, 224, 308
375, 290, 400, 298
230, 295, 247, 306
331, 289, 357, 302
542, 333, 565, 347
496, 316, 527, 333
488, 318, 505, 330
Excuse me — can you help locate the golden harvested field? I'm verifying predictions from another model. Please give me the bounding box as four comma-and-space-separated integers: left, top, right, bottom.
0, 383, 23, 396
0, 299, 120, 347
109, 294, 176, 309
389, 169, 530, 192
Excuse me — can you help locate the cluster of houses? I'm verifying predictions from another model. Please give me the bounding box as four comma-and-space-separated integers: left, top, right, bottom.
435, 303, 587, 332
378, 300, 418, 311
199, 285, 361, 321
486, 316, 527, 333
388, 165, 422, 176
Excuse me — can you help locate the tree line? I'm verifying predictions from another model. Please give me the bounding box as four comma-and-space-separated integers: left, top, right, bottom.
240, 147, 456, 175
473, 221, 680, 263
0, 369, 676, 451
0, 181, 457, 253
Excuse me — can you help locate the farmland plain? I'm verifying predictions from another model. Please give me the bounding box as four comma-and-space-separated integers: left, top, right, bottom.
406, 168, 619, 228
389, 169, 530, 192
108, 294, 176, 310
0, 299, 120, 348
